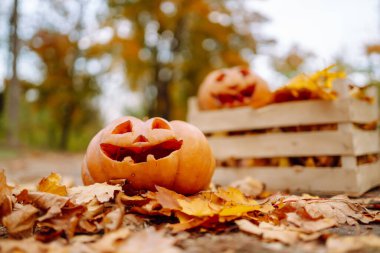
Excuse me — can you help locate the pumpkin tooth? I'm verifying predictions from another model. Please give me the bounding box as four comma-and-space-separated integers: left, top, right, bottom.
123, 156, 134, 163
147, 154, 155, 162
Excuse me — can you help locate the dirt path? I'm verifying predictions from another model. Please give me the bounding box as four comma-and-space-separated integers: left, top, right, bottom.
0, 151, 84, 185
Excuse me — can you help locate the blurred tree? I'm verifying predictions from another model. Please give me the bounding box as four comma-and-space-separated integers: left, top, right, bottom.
366, 43, 380, 84
27, 31, 100, 150
271, 46, 314, 78
90, 0, 272, 119
5, 0, 21, 147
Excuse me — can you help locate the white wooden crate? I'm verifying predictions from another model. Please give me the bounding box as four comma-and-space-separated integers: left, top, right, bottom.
188, 83, 380, 196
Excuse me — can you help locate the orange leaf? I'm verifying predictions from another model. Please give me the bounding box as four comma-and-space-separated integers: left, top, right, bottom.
155, 186, 182, 210
0, 170, 13, 218
37, 172, 67, 196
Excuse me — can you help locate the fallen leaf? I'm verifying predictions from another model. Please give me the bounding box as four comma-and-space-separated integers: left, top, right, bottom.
117, 228, 181, 253
286, 196, 374, 225
219, 205, 261, 217
236, 219, 299, 245
28, 191, 69, 210
38, 205, 86, 240
230, 177, 264, 197
286, 212, 336, 232
327, 235, 380, 253
68, 183, 122, 205
37, 172, 67, 196
273, 65, 345, 103
0, 170, 13, 219
0, 237, 48, 253
85, 198, 105, 218
155, 186, 182, 210
177, 197, 220, 217
104, 207, 124, 232
169, 211, 209, 232
215, 187, 258, 206
2, 204, 39, 238
91, 227, 131, 252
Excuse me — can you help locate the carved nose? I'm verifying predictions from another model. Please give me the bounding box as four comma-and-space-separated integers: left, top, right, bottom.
133, 135, 148, 143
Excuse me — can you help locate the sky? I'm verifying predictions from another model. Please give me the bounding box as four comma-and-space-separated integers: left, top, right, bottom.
0, 0, 379, 121
249, 0, 380, 88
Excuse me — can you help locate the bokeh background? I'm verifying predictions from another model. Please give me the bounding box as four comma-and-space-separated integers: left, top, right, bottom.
0, 0, 379, 156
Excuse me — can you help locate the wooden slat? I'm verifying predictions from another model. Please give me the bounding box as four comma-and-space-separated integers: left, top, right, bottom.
349, 99, 378, 123
212, 161, 380, 196
357, 162, 380, 194
353, 128, 379, 155
208, 131, 354, 159
188, 98, 351, 133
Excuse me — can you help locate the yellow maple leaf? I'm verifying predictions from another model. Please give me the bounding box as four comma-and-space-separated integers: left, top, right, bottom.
287, 65, 345, 91
275, 65, 346, 102
37, 172, 67, 196
219, 205, 261, 217
177, 198, 221, 217
215, 187, 258, 206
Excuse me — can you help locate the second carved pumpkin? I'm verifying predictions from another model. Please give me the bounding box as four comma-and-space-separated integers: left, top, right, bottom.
198, 66, 273, 110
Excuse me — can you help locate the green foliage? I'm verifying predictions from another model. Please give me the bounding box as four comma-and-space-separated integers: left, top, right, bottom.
24, 31, 102, 150
91, 0, 270, 119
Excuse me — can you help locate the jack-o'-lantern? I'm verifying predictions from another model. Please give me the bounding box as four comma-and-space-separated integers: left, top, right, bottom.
198, 67, 273, 110
82, 116, 215, 195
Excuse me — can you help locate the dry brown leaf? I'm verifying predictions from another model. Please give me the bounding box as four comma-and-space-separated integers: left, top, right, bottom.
104, 207, 124, 232
27, 191, 68, 210
327, 235, 380, 253
2, 204, 39, 238
230, 177, 264, 197
119, 194, 150, 207
169, 211, 210, 232
24, 191, 69, 223
286, 212, 336, 232
38, 205, 86, 240
81, 198, 104, 220
117, 228, 181, 253
38, 205, 63, 222
0, 237, 48, 253
286, 196, 374, 225
236, 219, 299, 245
91, 227, 131, 252
0, 170, 13, 219
37, 172, 68, 196
68, 183, 122, 205
155, 185, 183, 210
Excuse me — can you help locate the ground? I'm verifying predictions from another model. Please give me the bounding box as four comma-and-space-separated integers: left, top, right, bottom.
0, 150, 83, 185
1, 150, 380, 253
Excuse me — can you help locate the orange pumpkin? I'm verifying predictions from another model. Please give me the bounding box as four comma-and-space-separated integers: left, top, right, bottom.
198, 66, 273, 110
82, 116, 215, 195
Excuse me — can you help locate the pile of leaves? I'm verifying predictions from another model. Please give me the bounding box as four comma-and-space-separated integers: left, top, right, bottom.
272, 65, 345, 103
1, 171, 380, 252
259, 65, 373, 105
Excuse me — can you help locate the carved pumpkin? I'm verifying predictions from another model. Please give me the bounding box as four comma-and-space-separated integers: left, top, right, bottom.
82, 116, 215, 195
198, 66, 273, 110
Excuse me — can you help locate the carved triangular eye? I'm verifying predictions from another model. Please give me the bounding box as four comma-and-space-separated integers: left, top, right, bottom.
112, 120, 132, 134
216, 73, 226, 82
240, 68, 250, 77
152, 118, 170, 130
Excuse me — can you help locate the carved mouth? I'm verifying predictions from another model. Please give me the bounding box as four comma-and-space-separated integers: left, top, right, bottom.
212, 85, 255, 105
100, 139, 183, 163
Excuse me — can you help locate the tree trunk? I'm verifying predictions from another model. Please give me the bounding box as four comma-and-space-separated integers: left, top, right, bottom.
58, 2, 85, 150
6, 0, 21, 147
148, 15, 187, 120
59, 104, 74, 150
150, 61, 171, 119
